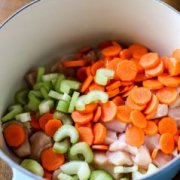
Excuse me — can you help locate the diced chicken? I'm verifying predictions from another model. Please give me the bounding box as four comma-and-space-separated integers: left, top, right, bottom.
13, 138, 31, 158
109, 134, 138, 155
153, 151, 173, 168
30, 131, 53, 160
132, 146, 152, 169
168, 107, 180, 128
172, 148, 178, 157
104, 120, 127, 133
144, 134, 160, 151
104, 130, 117, 145
93, 151, 108, 166
153, 104, 168, 119
169, 95, 180, 108
106, 151, 133, 166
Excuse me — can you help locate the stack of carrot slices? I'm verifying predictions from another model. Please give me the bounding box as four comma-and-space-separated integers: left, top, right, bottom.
63, 42, 180, 156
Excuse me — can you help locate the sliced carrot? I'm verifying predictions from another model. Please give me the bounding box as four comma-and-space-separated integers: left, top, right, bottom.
93, 106, 102, 122
144, 94, 159, 114
93, 123, 107, 144
86, 66, 92, 76
99, 41, 112, 49
116, 105, 132, 123
174, 134, 179, 145
158, 74, 180, 88
78, 103, 98, 114
78, 127, 94, 146
120, 81, 134, 86
117, 60, 138, 81
145, 59, 164, 77
90, 60, 104, 76
130, 110, 147, 128
71, 111, 93, 124
151, 148, 159, 160
76, 67, 88, 82
120, 85, 133, 94
112, 96, 124, 106
178, 137, 180, 151
106, 81, 121, 91
89, 83, 105, 91
139, 52, 160, 70
30, 113, 40, 130
80, 75, 94, 93
121, 85, 135, 97
134, 73, 149, 82
125, 126, 144, 147
101, 101, 117, 122
159, 133, 175, 154
143, 121, 158, 136
143, 79, 164, 90
158, 117, 177, 135
106, 58, 122, 80
167, 57, 180, 76
63, 60, 86, 67
126, 95, 146, 111
91, 145, 109, 151
132, 58, 144, 73
107, 88, 120, 98
146, 108, 157, 120
75, 122, 92, 129
39, 113, 54, 130
130, 87, 152, 105
161, 56, 169, 70
44, 170, 52, 180
128, 44, 148, 60
41, 147, 64, 171
3, 123, 26, 147
120, 48, 132, 59
172, 49, 180, 60
44, 119, 62, 137
101, 41, 122, 57
156, 87, 178, 105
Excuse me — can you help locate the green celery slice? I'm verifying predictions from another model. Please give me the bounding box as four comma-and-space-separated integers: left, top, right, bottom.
36, 67, 45, 83
56, 100, 70, 113
68, 91, 80, 113
60, 80, 81, 94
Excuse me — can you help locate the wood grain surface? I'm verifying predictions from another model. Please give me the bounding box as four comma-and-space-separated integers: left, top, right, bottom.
0, 0, 180, 180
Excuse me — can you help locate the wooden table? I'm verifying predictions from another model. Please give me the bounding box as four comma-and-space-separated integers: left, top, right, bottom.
0, 0, 180, 180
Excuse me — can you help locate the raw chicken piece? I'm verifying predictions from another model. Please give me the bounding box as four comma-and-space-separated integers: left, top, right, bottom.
104, 130, 117, 145
109, 134, 138, 155
172, 148, 178, 157
169, 95, 180, 108
133, 146, 152, 169
176, 86, 180, 94
153, 104, 168, 119
106, 151, 133, 166
103, 119, 127, 133
168, 107, 180, 128
144, 134, 160, 151
153, 151, 173, 168
93, 151, 108, 165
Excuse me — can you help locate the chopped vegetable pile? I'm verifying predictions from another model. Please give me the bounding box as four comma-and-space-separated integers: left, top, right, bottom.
1, 41, 180, 180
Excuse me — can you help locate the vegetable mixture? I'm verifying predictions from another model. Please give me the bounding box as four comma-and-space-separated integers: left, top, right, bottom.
1, 41, 180, 180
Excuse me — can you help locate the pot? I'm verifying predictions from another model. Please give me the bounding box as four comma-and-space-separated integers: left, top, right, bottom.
0, 0, 180, 179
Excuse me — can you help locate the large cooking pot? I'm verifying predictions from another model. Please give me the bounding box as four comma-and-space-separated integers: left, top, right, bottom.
0, 0, 180, 179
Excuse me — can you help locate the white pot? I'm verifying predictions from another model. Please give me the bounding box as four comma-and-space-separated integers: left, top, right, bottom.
0, 0, 180, 179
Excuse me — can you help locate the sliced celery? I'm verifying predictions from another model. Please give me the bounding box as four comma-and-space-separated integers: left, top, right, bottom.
54, 111, 73, 125
1, 105, 23, 122
15, 88, 29, 105
28, 90, 43, 98
90, 170, 113, 180
85, 90, 108, 104
58, 173, 74, 180
36, 67, 45, 83
60, 80, 81, 94
95, 68, 114, 86
49, 90, 63, 100
16, 112, 31, 123
42, 73, 58, 82
33, 82, 51, 91
21, 159, 44, 177
61, 93, 71, 101
69, 142, 94, 163
39, 99, 54, 115
53, 139, 70, 154
68, 91, 80, 113
114, 165, 138, 173
54, 124, 79, 144
61, 161, 91, 180
75, 95, 86, 111
40, 87, 49, 99
56, 100, 70, 113
54, 74, 66, 92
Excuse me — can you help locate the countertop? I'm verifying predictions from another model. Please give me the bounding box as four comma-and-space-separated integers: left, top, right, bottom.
0, 0, 180, 180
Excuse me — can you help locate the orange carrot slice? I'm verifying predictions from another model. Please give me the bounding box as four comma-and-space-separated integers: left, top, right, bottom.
93, 123, 107, 144
158, 117, 177, 135
151, 148, 159, 160
91, 60, 104, 76
89, 83, 105, 91
116, 105, 132, 123
106, 81, 121, 91
93, 106, 102, 122
112, 96, 124, 106
39, 113, 54, 130
143, 121, 158, 136
63, 60, 86, 67
172, 49, 180, 60
101, 101, 117, 122
78, 103, 97, 114
107, 88, 120, 98
159, 133, 175, 154
167, 57, 180, 76
120, 49, 132, 59
80, 75, 94, 93
125, 126, 144, 147
156, 87, 178, 105
91, 145, 109, 151
143, 79, 164, 90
